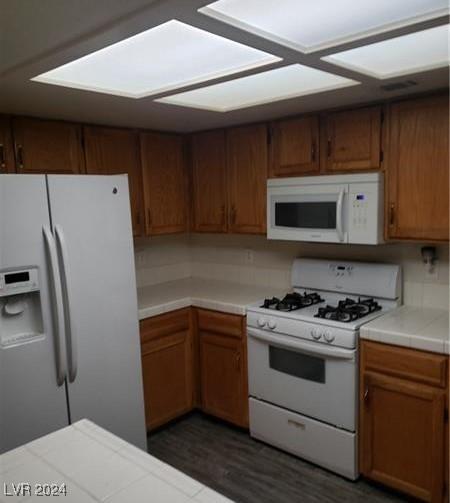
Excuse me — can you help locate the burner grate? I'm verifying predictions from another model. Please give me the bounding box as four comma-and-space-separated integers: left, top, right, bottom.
314, 297, 381, 323
261, 292, 324, 312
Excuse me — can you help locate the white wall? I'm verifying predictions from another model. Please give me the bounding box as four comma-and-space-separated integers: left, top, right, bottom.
135, 234, 449, 309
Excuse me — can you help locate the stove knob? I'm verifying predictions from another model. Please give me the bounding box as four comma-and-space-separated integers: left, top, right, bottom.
257, 317, 267, 328
268, 319, 277, 330
311, 329, 321, 340
324, 330, 335, 343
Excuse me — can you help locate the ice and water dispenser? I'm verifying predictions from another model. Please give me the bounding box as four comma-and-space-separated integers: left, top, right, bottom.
0, 267, 44, 348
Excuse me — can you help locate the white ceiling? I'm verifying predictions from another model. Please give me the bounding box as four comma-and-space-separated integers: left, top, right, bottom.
0, 0, 448, 133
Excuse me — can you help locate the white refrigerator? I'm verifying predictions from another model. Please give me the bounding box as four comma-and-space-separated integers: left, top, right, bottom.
0, 174, 146, 453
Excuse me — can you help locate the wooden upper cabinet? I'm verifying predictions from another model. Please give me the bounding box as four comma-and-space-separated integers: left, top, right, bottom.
84, 126, 144, 236
227, 124, 267, 234
12, 117, 85, 174
269, 116, 320, 177
386, 95, 449, 242
191, 130, 227, 233
322, 106, 381, 173
140, 132, 188, 235
0, 116, 14, 173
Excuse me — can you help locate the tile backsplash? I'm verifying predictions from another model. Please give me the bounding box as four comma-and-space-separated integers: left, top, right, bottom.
135, 234, 449, 310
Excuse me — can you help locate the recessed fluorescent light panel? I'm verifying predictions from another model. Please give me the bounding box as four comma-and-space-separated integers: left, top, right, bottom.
199, 0, 449, 53
322, 24, 450, 79
31, 20, 280, 98
156, 64, 359, 112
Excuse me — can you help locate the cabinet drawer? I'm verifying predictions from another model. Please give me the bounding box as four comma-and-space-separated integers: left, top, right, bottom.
140, 308, 191, 343
361, 340, 448, 388
197, 308, 244, 339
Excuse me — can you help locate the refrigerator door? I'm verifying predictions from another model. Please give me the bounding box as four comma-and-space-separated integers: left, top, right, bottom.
0, 175, 69, 453
46, 175, 146, 450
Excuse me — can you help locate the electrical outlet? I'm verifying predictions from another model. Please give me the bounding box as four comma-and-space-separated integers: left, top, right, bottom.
245, 249, 254, 265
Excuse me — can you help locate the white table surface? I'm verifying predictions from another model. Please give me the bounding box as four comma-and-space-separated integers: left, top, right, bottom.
0, 420, 233, 503
360, 305, 449, 355
138, 278, 284, 319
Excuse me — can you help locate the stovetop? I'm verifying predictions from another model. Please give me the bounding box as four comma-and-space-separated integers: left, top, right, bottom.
248, 289, 397, 332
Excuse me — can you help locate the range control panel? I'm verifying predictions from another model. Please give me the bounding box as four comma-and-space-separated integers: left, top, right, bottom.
0, 268, 40, 297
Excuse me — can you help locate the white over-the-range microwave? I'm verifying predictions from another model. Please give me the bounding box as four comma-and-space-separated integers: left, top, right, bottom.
267, 173, 384, 244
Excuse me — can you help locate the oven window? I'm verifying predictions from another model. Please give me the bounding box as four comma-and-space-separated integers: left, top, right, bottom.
269, 346, 325, 383
275, 201, 336, 229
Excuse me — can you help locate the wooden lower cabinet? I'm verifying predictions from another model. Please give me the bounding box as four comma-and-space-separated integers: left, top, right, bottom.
140, 309, 193, 431
140, 307, 249, 431
196, 308, 248, 428
360, 341, 448, 502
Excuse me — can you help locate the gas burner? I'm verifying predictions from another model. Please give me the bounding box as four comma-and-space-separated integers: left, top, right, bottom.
261, 292, 324, 312
314, 297, 382, 323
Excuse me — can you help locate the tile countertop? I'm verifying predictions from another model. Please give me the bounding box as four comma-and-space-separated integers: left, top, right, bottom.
0, 420, 232, 503
361, 305, 449, 355
137, 278, 284, 320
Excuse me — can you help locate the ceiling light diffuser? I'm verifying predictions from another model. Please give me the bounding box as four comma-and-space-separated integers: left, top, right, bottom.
322, 24, 450, 79
199, 0, 449, 53
156, 64, 359, 112
31, 20, 280, 98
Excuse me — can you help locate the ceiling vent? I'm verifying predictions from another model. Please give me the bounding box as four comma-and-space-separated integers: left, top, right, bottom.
380, 80, 418, 91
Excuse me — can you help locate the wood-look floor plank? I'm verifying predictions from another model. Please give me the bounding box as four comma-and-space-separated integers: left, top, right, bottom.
147, 412, 408, 503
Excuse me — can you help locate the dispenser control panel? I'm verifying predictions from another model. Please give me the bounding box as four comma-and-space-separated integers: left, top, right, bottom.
0, 268, 40, 297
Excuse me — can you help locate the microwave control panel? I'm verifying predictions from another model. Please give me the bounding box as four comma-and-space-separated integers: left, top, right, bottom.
348, 182, 383, 245
0, 268, 40, 297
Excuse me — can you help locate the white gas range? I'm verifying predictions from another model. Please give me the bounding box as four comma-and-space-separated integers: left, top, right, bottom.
246, 258, 401, 480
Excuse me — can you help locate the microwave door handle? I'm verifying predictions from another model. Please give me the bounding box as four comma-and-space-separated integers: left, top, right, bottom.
336, 189, 345, 242
55, 225, 77, 383
247, 327, 355, 361
43, 226, 67, 386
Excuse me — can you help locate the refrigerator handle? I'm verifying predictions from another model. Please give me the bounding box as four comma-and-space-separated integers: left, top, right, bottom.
43, 226, 67, 386
55, 225, 78, 383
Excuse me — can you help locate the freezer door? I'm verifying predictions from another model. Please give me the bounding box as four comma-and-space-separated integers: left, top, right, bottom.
46, 175, 146, 450
0, 175, 68, 453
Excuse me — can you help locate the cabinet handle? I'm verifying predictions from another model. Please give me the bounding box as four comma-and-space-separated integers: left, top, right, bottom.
15, 143, 24, 169
327, 139, 332, 158
363, 386, 369, 402
311, 141, 317, 162
147, 209, 152, 227
389, 204, 395, 226
0, 144, 5, 170
221, 205, 226, 225
135, 212, 140, 226
235, 352, 241, 370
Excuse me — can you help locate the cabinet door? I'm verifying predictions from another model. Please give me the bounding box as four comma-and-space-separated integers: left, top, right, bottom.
84, 126, 144, 236
269, 116, 320, 177
0, 116, 14, 173
12, 117, 85, 174
200, 332, 248, 428
191, 130, 228, 233
322, 106, 381, 172
386, 95, 449, 241
140, 310, 193, 431
140, 132, 188, 235
227, 124, 267, 234
360, 371, 446, 502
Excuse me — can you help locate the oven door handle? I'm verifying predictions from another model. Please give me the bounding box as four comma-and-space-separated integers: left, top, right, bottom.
247, 328, 355, 361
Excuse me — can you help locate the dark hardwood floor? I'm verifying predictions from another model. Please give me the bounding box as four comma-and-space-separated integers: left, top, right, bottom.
147, 412, 408, 503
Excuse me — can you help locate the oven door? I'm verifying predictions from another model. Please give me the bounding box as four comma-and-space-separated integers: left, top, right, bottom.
247, 327, 357, 431
267, 183, 348, 243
